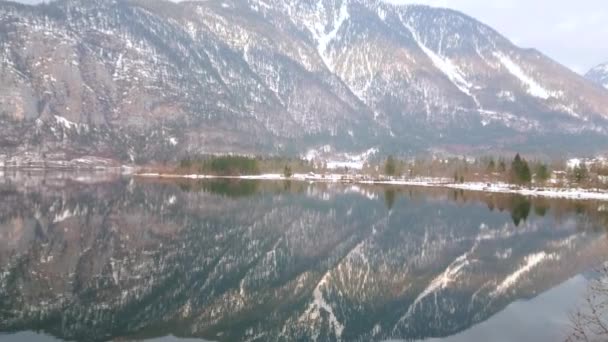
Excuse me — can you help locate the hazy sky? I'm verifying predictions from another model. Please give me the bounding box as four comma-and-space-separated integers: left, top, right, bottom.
14, 0, 608, 73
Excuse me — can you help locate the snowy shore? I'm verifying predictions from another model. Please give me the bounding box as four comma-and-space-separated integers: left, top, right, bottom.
135, 173, 608, 201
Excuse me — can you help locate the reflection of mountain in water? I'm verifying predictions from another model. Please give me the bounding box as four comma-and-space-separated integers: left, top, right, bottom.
0, 175, 607, 342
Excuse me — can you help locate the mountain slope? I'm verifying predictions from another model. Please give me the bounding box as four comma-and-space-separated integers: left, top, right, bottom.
1, 0, 608, 164
586, 62, 608, 89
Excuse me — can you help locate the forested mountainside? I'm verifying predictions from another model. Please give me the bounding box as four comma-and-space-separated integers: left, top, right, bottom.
1, 0, 608, 165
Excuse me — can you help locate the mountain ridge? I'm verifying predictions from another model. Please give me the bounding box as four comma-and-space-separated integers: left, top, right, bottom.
1, 0, 608, 165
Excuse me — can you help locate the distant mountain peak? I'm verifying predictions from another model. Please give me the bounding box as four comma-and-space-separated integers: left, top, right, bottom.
585, 62, 608, 89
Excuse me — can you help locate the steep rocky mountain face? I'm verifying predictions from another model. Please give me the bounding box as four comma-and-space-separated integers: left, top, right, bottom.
586, 62, 608, 89
1, 0, 608, 165
0, 175, 607, 341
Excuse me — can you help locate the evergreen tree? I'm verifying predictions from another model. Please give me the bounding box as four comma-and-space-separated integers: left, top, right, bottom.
385, 155, 397, 176
510, 154, 532, 185
487, 158, 496, 172
498, 159, 507, 173
180, 157, 192, 169
572, 163, 588, 183
534, 163, 551, 184
283, 165, 293, 178
520, 162, 531, 184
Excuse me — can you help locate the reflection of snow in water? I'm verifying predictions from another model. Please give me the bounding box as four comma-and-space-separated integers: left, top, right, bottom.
299, 271, 344, 340
2, 172, 608, 342
492, 252, 559, 296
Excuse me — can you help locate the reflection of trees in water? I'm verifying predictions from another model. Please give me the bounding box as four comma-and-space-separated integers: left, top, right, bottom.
178, 180, 260, 198
384, 189, 396, 210
510, 195, 531, 226
167, 178, 312, 197
534, 199, 550, 217
567, 265, 608, 342
146, 179, 608, 231
283, 180, 292, 192
533, 204, 548, 217
2, 177, 608, 341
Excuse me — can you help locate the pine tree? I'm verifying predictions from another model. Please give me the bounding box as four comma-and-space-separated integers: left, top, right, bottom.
534, 163, 551, 184
385, 155, 397, 176
498, 159, 507, 173
511, 154, 531, 185
283, 165, 293, 178
520, 162, 532, 184
487, 158, 496, 172
572, 164, 588, 183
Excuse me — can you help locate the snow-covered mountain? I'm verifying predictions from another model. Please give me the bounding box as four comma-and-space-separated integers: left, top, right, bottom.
0, 177, 606, 341
1, 0, 608, 164
586, 62, 608, 89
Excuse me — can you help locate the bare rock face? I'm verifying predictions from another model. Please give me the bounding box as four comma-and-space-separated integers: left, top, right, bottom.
1, 0, 608, 164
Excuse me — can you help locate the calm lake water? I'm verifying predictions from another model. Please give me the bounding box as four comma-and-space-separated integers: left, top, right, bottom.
0, 173, 607, 342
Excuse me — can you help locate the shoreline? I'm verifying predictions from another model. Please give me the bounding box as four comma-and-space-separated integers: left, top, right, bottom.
135, 172, 608, 201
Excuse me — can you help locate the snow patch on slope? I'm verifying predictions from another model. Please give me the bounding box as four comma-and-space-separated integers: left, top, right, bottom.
304, 1, 350, 71
403, 22, 473, 98
53, 209, 75, 223
596, 64, 608, 73
304, 146, 378, 170
54, 115, 78, 130
494, 53, 555, 100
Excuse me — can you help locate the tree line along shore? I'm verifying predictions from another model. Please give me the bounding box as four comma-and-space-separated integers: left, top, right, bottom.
140, 154, 608, 191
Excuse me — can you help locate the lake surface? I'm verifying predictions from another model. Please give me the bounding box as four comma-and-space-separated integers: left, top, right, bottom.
0, 173, 607, 342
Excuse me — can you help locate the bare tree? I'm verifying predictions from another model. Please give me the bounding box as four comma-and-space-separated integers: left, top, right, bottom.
566, 265, 608, 342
